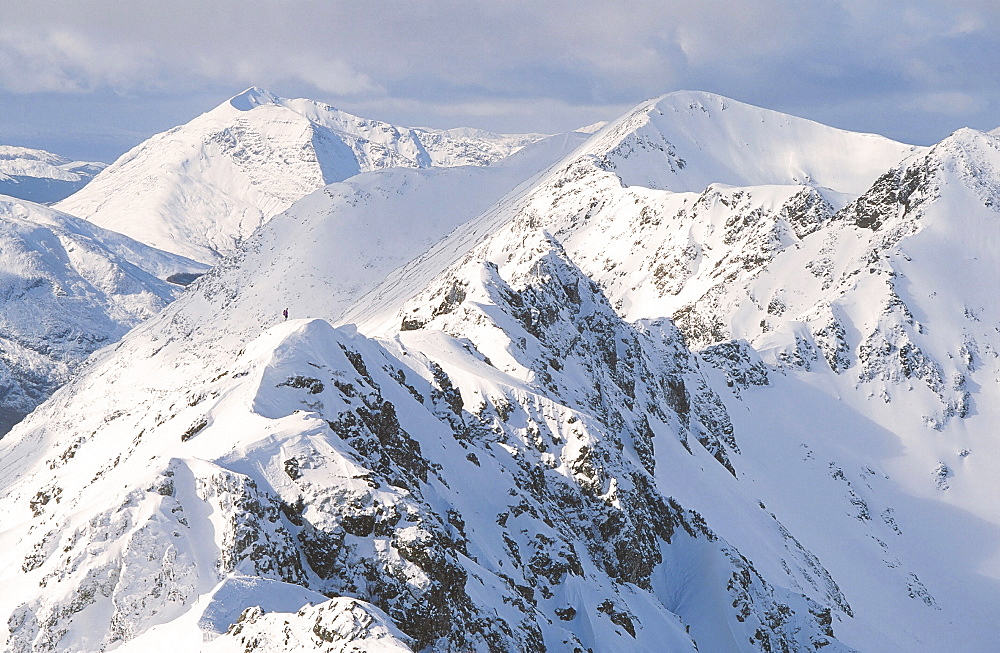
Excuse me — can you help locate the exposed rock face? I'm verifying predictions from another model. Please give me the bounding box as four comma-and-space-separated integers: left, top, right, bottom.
218, 598, 414, 653
1, 306, 849, 652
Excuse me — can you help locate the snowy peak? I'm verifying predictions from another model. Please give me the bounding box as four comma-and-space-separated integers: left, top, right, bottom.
904, 126, 1000, 184
840, 126, 1000, 234
925, 127, 1000, 192
57, 89, 547, 263
584, 90, 918, 198
212, 89, 547, 170
228, 86, 280, 111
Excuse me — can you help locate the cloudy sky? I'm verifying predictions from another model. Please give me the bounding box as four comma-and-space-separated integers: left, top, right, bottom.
1, 0, 998, 162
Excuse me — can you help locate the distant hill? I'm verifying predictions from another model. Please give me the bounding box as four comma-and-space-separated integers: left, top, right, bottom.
0, 146, 105, 204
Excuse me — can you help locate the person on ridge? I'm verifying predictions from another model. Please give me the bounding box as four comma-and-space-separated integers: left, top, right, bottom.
283, 308, 288, 320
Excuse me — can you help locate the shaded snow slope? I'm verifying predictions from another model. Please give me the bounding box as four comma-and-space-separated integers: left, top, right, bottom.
56, 87, 545, 264
0, 146, 105, 205
0, 195, 206, 433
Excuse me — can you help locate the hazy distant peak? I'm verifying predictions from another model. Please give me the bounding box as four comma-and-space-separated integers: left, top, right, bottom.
0, 145, 106, 204
575, 120, 607, 134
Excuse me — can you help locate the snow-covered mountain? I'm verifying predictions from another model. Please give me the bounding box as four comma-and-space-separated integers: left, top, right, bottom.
578, 90, 917, 197
56, 87, 546, 264
2, 90, 1000, 652
0, 194, 207, 434
0, 147, 105, 205
0, 91, 550, 436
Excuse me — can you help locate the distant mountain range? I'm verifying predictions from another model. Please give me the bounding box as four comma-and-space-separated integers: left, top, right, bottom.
0, 89, 552, 436
0, 146, 105, 204
1, 88, 999, 652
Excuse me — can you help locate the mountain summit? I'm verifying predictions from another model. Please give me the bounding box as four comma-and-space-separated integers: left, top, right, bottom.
228, 86, 280, 111
56, 88, 546, 263
582, 90, 918, 197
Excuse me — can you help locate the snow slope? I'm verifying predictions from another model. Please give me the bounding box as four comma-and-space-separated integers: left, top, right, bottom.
0, 194, 206, 434
0, 146, 105, 205
56, 87, 545, 264
580, 90, 918, 197
2, 91, 999, 652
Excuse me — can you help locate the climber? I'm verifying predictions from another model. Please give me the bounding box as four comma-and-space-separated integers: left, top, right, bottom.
283, 308, 288, 320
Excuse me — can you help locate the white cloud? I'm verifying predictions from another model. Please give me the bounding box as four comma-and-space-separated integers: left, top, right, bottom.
0, 6, 383, 96
0, 0, 998, 158
914, 91, 986, 116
